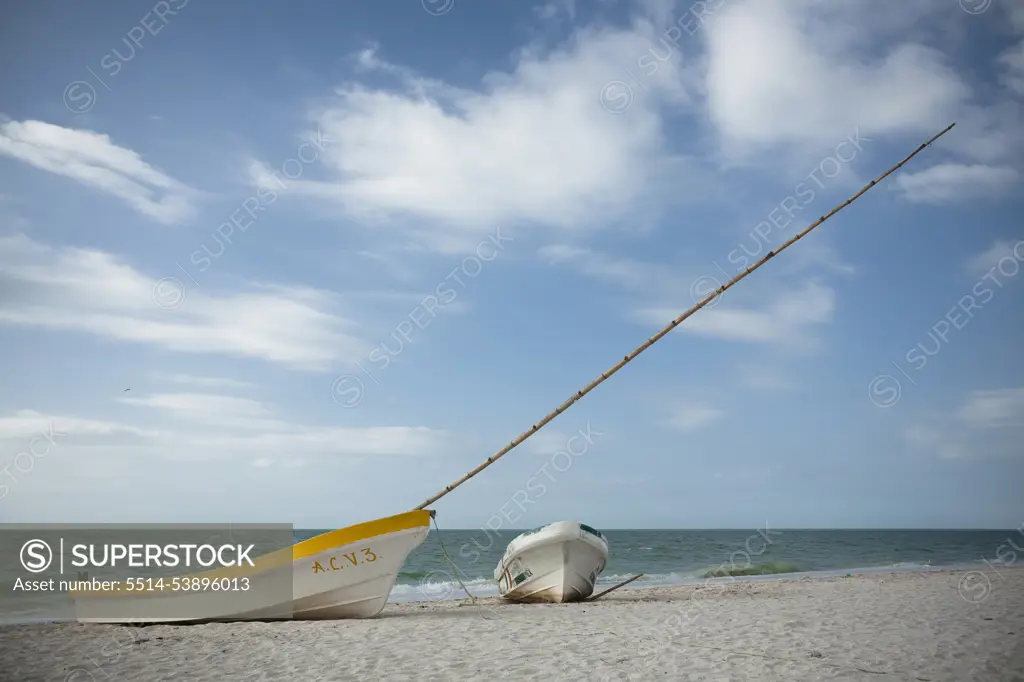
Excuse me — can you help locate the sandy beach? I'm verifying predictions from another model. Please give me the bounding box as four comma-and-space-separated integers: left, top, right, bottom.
3, 567, 1022, 682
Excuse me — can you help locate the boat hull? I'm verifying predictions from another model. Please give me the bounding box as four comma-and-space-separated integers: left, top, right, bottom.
72, 510, 431, 623
495, 521, 608, 603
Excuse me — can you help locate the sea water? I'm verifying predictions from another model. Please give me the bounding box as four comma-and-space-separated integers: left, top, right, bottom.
320, 527, 1021, 603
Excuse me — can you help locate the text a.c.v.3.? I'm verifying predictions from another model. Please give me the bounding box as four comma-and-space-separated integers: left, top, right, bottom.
312, 547, 377, 573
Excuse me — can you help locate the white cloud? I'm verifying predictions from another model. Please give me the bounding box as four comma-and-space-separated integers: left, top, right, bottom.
193, 426, 444, 458
736, 365, 797, 392
903, 424, 961, 460
0, 233, 368, 371
998, 0, 1024, 33
248, 0, 1024, 244
248, 29, 693, 250
536, 0, 577, 23
126, 390, 448, 459
542, 243, 840, 349
2, 394, 449, 468
964, 240, 1024, 278
635, 281, 834, 347
667, 404, 725, 431
940, 102, 1024, 169
150, 373, 255, 390
957, 388, 1024, 429
701, 0, 968, 156
538, 243, 688, 292
0, 120, 198, 224
0, 410, 157, 440
894, 163, 1020, 204
999, 40, 1024, 95
119, 393, 291, 432
777, 237, 857, 278
996, 0, 1024, 93
690, 0, 1022, 203
524, 430, 572, 455
904, 388, 1024, 460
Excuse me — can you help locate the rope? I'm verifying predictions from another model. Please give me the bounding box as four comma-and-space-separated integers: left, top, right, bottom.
431, 515, 478, 604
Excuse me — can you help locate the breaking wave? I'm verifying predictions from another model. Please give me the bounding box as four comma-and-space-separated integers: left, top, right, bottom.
700, 561, 804, 578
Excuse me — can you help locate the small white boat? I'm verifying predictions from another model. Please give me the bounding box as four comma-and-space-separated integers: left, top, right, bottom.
494, 521, 608, 603
71, 510, 432, 623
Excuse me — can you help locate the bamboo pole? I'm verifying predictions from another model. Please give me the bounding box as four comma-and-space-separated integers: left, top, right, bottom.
414, 123, 955, 511
589, 573, 645, 601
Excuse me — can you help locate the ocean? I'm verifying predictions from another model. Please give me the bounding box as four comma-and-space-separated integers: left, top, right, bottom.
2, 528, 1018, 623
377, 528, 1019, 602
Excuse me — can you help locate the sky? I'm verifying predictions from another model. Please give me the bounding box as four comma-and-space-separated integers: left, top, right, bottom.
0, 0, 1022, 530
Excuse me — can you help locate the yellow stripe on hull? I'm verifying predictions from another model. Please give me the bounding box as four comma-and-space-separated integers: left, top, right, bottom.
292, 510, 430, 562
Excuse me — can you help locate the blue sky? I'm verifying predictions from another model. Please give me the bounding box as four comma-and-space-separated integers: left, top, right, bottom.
0, 0, 1022, 530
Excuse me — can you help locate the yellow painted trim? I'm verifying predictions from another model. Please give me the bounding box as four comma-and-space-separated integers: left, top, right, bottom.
69, 510, 432, 597
291, 510, 431, 562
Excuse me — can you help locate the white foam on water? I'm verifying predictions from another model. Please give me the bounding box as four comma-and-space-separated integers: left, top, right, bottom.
389, 576, 498, 603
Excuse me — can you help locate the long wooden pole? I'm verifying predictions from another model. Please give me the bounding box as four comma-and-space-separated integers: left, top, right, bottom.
415, 123, 955, 511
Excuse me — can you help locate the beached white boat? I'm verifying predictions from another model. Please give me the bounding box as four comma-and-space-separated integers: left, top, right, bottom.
495, 521, 609, 603
72, 510, 432, 623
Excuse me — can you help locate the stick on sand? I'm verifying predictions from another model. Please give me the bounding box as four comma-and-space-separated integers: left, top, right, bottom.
589, 574, 645, 601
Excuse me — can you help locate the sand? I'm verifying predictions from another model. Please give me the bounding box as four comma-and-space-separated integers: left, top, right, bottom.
2, 567, 1022, 682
